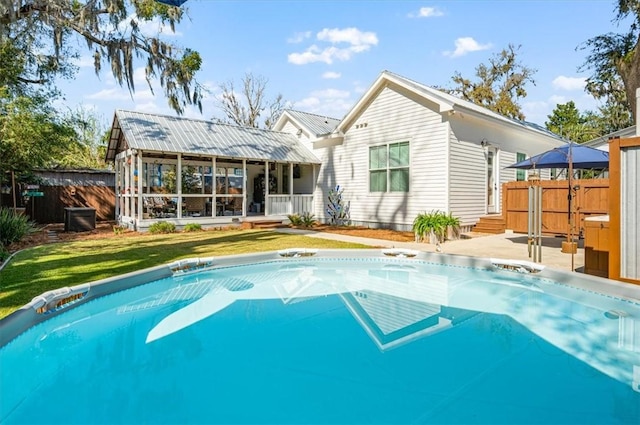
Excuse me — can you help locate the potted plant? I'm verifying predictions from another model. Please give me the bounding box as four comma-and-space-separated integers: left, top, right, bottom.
445, 212, 461, 240
412, 210, 447, 244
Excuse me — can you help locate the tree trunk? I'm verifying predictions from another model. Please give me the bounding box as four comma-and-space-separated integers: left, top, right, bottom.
618, 38, 640, 124
11, 170, 17, 210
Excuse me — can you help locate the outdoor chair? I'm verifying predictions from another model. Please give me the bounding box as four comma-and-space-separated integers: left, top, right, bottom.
184, 197, 206, 216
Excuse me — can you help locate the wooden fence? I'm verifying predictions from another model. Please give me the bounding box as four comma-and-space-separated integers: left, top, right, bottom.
501, 178, 609, 236
0, 169, 115, 224
24, 186, 115, 224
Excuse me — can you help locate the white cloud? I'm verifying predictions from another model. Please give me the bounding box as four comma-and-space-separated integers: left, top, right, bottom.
134, 101, 164, 114
322, 71, 341, 79
552, 76, 586, 91
293, 87, 353, 118
408, 6, 444, 18
310, 88, 350, 99
86, 87, 154, 102
288, 27, 378, 65
287, 31, 312, 43
317, 28, 378, 46
443, 37, 492, 58
74, 55, 96, 68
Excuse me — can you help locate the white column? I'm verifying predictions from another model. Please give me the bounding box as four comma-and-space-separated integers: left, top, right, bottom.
289, 163, 294, 214
265, 161, 269, 216
136, 152, 143, 221
242, 159, 247, 216
177, 153, 182, 218
212, 157, 216, 217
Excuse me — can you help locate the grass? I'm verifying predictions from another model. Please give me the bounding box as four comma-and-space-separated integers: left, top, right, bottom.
0, 228, 371, 319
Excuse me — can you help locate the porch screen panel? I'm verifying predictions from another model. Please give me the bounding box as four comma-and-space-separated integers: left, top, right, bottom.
369, 146, 387, 192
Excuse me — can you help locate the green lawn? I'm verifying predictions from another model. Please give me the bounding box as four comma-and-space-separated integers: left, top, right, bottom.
0, 228, 371, 319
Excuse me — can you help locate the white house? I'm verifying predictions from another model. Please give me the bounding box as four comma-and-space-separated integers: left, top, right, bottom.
108, 71, 564, 231
274, 71, 564, 231
106, 110, 320, 231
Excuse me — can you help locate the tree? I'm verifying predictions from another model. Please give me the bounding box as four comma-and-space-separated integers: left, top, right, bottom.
56, 108, 109, 169
0, 0, 203, 114
215, 73, 286, 129
0, 89, 77, 208
545, 101, 602, 143
579, 0, 640, 124
445, 44, 536, 120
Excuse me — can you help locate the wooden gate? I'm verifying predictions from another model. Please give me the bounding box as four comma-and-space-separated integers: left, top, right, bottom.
501, 178, 609, 236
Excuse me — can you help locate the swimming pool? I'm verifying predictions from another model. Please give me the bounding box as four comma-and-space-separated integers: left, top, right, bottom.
1, 249, 639, 424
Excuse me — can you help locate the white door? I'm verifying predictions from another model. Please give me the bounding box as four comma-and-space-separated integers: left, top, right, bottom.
486, 148, 499, 213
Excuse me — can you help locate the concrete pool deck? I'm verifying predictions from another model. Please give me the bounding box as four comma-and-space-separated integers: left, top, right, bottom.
275, 228, 585, 273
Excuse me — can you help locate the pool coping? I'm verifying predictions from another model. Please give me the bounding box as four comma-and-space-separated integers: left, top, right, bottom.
1, 249, 639, 348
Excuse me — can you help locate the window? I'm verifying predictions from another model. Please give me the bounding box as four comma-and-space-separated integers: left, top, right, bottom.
369, 142, 410, 192
516, 152, 526, 181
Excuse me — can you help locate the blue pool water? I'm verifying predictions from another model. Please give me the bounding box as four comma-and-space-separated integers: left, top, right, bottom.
1, 257, 639, 424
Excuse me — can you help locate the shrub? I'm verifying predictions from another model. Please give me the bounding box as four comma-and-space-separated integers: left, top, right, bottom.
148, 221, 176, 234
412, 210, 448, 243
184, 223, 202, 232
300, 212, 316, 228
0, 207, 38, 247
0, 246, 10, 262
326, 185, 351, 226
445, 213, 461, 240
287, 213, 303, 226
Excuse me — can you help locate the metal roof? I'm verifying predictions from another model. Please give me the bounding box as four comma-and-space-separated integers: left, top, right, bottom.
281, 109, 340, 136
108, 110, 321, 163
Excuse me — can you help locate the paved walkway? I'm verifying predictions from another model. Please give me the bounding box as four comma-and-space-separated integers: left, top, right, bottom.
275, 228, 585, 272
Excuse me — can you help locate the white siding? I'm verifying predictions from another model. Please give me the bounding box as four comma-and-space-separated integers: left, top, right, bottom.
620, 146, 639, 279
279, 120, 313, 150
447, 113, 556, 226
313, 86, 449, 230
448, 134, 486, 226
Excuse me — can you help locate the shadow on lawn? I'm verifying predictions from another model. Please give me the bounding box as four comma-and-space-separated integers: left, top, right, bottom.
0, 230, 364, 314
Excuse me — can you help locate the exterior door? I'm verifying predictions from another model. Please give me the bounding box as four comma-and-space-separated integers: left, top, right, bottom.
486, 148, 499, 213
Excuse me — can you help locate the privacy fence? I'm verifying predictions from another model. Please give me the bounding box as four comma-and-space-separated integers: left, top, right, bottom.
501, 178, 610, 236
0, 170, 115, 224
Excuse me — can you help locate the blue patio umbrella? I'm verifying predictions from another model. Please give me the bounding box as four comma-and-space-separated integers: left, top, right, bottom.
506, 142, 609, 170
507, 142, 609, 269
155, 0, 188, 6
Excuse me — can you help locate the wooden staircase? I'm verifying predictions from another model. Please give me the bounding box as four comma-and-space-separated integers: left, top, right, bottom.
472, 215, 506, 234
244, 219, 288, 229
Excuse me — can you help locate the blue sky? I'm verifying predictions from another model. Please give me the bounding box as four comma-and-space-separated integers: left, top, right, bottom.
55, 0, 622, 129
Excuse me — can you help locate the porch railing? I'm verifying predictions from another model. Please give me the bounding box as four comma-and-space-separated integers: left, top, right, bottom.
267, 194, 314, 215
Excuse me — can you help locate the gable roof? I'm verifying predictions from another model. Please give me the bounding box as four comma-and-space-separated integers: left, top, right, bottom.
337, 70, 562, 141
106, 110, 321, 164
275, 109, 340, 137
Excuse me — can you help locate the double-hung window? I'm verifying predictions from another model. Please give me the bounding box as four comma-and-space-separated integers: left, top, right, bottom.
369, 141, 410, 192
